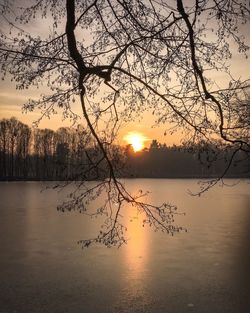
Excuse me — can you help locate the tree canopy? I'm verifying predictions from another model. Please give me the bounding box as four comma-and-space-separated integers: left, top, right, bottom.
0, 0, 249, 246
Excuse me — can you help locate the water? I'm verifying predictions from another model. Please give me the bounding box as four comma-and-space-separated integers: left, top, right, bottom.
0, 179, 249, 313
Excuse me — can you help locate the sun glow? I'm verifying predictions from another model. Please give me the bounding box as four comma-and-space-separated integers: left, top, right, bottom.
124, 132, 149, 152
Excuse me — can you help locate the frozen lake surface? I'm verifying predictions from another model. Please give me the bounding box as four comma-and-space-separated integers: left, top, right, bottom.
0, 179, 249, 313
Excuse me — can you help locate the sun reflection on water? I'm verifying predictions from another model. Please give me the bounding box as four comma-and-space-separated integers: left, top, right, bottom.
124, 210, 149, 280
112, 208, 152, 312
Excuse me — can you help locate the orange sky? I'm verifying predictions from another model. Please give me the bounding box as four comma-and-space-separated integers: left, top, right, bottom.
0, 5, 249, 148
0, 77, 184, 147
1, 53, 249, 148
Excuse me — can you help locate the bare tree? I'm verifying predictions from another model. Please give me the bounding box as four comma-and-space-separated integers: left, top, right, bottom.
0, 0, 249, 246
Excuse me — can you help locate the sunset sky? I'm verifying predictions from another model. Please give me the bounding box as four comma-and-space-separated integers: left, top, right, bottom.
0, 2, 249, 148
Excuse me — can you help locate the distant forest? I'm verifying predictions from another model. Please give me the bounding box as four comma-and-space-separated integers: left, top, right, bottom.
0, 117, 249, 180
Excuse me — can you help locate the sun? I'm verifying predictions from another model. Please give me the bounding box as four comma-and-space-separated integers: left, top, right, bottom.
124, 132, 148, 152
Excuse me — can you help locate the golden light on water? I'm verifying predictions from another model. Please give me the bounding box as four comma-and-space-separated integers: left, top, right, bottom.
124, 211, 149, 280
123, 132, 150, 152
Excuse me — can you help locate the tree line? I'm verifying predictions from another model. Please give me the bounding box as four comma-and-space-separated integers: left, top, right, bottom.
0, 117, 106, 180
0, 117, 249, 181
126, 140, 250, 179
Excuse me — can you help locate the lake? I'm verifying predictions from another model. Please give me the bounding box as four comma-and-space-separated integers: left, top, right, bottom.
0, 179, 249, 313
